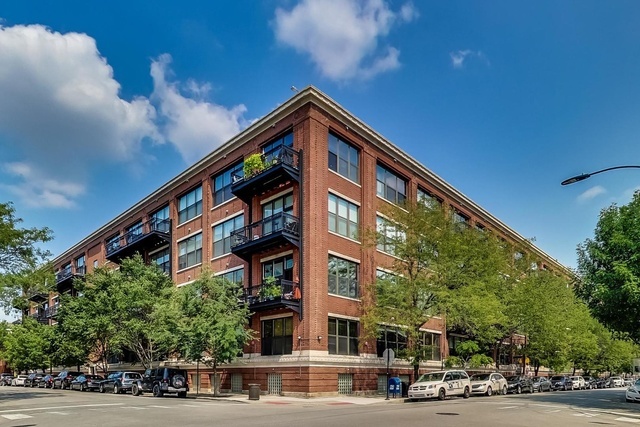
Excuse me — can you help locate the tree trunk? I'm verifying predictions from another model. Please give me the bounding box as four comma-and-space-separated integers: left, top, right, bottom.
413, 363, 419, 382
213, 361, 219, 397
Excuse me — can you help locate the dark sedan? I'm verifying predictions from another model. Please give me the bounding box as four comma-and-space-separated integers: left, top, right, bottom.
506, 376, 534, 394
550, 375, 573, 391
531, 376, 552, 392
70, 375, 104, 392
38, 374, 55, 388
24, 373, 43, 387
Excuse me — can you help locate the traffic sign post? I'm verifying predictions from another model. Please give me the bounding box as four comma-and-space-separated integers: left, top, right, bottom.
383, 348, 395, 400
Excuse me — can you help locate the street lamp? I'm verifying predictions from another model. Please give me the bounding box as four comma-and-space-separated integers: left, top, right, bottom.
561, 165, 640, 186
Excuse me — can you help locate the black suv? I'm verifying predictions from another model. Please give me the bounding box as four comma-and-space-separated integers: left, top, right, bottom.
24, 373, 43, 387
53, 371, 83, 390
132, 367, 188, 398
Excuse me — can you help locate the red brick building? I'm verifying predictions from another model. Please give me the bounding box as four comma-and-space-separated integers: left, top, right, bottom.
28, 86, 566, 396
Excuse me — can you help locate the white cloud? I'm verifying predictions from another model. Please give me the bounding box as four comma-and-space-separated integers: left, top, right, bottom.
577, 185, 607, 203
450, 50, 489, 69
273, 0, 417, 81
150, 54, 249, 165
0, 24, 160, 208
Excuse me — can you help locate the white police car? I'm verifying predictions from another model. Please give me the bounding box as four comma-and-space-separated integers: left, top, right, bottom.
408, 370, 471, 401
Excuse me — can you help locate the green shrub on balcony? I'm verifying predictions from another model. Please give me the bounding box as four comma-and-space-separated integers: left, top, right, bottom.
243, 153, 266, 178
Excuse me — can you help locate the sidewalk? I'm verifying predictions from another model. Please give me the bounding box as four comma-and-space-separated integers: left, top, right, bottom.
192, 392, 407, 405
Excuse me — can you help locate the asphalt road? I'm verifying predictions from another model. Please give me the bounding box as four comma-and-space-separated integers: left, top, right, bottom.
0, 384, 639, 426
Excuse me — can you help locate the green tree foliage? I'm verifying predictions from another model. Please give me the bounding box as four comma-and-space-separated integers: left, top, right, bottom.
0, 202, 53, 312
577, 190, 640, 344
57, 255, 175, 372
362, 200, 509, 379
171, 270, 253, 395
1, 318, 49, 373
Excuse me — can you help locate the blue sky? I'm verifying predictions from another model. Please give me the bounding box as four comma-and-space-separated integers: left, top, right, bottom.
2, 0, 640, 278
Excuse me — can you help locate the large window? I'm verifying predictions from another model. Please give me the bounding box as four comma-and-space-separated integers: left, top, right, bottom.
213, 162, 243, 206
213, 215, 244, 257
376, 216, 404, 255
151, 248, 170, 274
151, 205, 170, 232
75, 255, 86, 275
421, 332, 442, 361
178, 233, 202, 270
219, 268, 244, 287
328, 194, 359, 240
262, 255, 294, 281
262, 317, 293, 355
263, 132, 293, 165
178, 186, 203, 224
417, 188, 442, 208
376, 164, 406, 205
328, 133, 359, 183
328, 318, 359, 356
376, 326, 407, 357
262, 193, 293, 234
328, 256, 358, 299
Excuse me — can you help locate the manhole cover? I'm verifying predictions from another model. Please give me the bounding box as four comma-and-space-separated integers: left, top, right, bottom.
435, 413, 459, 416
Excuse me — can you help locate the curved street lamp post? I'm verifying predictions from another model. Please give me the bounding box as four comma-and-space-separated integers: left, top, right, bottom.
561, 165, 640, 186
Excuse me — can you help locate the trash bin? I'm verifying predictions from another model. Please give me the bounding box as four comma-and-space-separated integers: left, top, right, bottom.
401, 381, 409, 398
248, 383, 260, 400
388, 377, 401, 398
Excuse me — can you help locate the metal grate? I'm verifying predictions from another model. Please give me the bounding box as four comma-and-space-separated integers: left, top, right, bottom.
377, 375, 387, 394
231, 373, 242, 393
338, 373, 353, 395
267, 373, 282, 395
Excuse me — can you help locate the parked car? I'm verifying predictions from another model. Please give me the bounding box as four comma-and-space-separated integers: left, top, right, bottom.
595, 377, 608, 389
24, 373, 43, 387
470, 372, 508, 396
99, 372, 141, 394
70, 374, 104, 392
550, 375, 573, 391
624, 378, 633, 387
609, 376, 624, 387
582, 376, 597, 389
11, 375, 28, 386
626, 379, 640, 403
531, 376, 552, 392
0, 373, 13, 386
505, 375, 534, 394
132, 367, 189, 398
53, 371, 84, 390
570, 376, 586, 390
38, 374, 55, 388
407, 370, 471, 401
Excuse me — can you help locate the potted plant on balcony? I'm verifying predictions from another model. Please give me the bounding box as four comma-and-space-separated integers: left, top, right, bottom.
259, 276, 280, 300
243, 153, 266, 178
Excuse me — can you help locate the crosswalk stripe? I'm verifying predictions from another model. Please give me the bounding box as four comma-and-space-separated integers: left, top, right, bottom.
2, 414, 33, 420
498, 406, 520, 410
149, 405, 171, 409
615, 417, 640, 424
46, 411, 71, 415
121, 406, 147, 410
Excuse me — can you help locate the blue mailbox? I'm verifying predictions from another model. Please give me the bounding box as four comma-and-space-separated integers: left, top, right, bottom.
388, 377, 401, 397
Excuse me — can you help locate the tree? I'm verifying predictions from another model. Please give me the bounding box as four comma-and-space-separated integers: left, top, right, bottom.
1, 317, 49, 373
577, 190, 640, 344
171, 270, 253, 396
0, 202, 53, 312
362, 200, 509, 380
57, 255, 176, 372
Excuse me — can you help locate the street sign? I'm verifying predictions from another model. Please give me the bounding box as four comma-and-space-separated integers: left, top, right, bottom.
383, 348, 395, 366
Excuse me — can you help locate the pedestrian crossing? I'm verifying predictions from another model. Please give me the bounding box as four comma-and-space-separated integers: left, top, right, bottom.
0, 402, 222, 421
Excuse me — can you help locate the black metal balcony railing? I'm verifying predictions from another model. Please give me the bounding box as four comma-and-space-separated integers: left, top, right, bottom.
231, 146, 300, 204
45, 305, 59, 318
56, 265, 85, 293
29, 311, 48, 324
104, 218, 171, 264
243, 278, 301, 313
56, 266, 73, 283
230, 213, 300, 261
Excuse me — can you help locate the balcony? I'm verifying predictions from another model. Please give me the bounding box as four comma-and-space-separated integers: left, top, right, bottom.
231, 146, 300, 204
29, 311, 48, 325
45, 305, 59, 319
105, 218, 171, 263
230, 213, 300, 261
243, 279, 300, 314
28, 292, 48, 304
56, 265, 85, 294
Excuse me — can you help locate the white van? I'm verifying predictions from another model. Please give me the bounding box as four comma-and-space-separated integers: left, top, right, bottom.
408, 370, 471, 401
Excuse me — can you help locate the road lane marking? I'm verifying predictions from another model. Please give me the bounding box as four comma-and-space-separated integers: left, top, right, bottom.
0, 403, 123, 414
121, 406, 147, 410
2, 414, 33, 420
498, 406, 521, 410
545, 410, 561, 413
615, 417, 640, 424
149, 405, 171, 409
46, 412, 70, 415
532, 404, 564, 409
180, 404, 204, 407
573, 413, 599, 417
